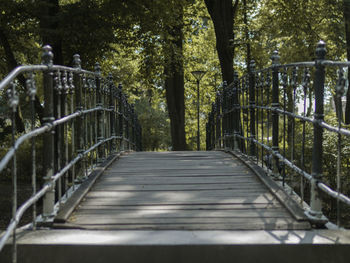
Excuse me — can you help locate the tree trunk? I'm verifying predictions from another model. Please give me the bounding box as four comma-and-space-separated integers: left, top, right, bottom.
204, 0, 238, 84
343, 0, 350, 124
243, 0, 251, 75
164, 7, 186, 151
38, 0, 63, 65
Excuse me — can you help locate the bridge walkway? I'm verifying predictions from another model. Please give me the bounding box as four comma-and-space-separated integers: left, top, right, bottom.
62, 151, 310, 230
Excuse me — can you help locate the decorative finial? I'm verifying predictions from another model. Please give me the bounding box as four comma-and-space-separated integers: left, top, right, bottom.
108, 73, 113, 83
94, 62, 101, 75
315, 40, 326, 60
42, 45, 53, 66
271, 50, 280, 66
73, 54, 81, 69
249, 60, 256, 72
233, 71, 238, 80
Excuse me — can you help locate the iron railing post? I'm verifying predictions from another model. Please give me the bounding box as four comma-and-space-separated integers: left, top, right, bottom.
95, 63, 104, 162
42, 45, 55, 218
73, 54, 84, 179
233, 71, 240, 150
215, 90, 221, 149
249, 60, 256, 156
118, 84, 124, 151
108, 74, 116, 153
222, 81, 228, 150
307, 40, 328, 224
271, 51, 280, 177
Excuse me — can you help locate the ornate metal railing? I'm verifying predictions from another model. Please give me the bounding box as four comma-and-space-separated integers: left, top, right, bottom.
0, 45, 142, 261
207, 41, 350, 227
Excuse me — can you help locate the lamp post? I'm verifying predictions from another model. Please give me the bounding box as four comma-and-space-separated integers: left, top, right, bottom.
191, 70, 206, 151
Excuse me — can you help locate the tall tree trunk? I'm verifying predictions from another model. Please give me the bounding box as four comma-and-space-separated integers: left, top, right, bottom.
204, 0, 238, 84
38, 0, 63, 65
243, 0, 251, 75
164, 7, 186, 151
343, 0, 350, 124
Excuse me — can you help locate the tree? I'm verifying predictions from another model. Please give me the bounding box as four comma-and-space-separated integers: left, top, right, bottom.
163, 3, 187, 150
204, 0, 239, 84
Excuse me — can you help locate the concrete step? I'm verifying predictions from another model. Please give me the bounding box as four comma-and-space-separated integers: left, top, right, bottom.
1, 229, 350, 263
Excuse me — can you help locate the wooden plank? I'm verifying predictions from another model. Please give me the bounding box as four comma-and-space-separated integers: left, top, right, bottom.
85, 190, 275, 199
77, 203, 284, 210
66, 151, 310, 230
81, 196, 280, 206
91, 184, 267, 191
59, 222, 311, 230
72, 209, 291, 218
68, 216, 305, 226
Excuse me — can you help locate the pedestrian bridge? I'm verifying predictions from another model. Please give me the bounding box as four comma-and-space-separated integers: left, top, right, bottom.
2, 151, 350, 263
2, 42, 350, 262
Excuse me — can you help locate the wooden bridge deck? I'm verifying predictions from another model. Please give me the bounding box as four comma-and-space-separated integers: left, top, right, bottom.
66, 151, 310, 230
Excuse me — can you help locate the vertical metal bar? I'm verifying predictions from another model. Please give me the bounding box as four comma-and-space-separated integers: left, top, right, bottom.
109, 74, 116, 153
95, 63, 104, 161
82, 75, 88, 176
271, 51, 280, 177
233, 72, 240, 150
61, 73, 69, 197
282, 68, 287, 187
197, 79, 201, 151
54, 71, 62, 205
249, 60, 256, 156
255, 72, 259, 161
73, 54, 84, 180
261, 73, 265, 166
336, 67, 345, 226
42, 45, 55, 219
245, 77, 249, 151
69, 72, 76, 189
301, 67, 310, 204
26, 73, 37, 230
118, 84, 124, 151
8, 82, 18, 263
307, 40, 327, 223
89, 79, 94, 167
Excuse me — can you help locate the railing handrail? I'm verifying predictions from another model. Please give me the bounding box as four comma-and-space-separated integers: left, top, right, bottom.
0, 45, 142, 261
206, 40, 350, 227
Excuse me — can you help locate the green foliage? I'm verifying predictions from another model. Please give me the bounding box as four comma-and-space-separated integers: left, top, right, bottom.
134, 97, 170, 151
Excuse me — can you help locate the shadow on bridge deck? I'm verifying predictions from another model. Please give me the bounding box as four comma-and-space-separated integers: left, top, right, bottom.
3, 151, 350, 263
63, 151, 310, 230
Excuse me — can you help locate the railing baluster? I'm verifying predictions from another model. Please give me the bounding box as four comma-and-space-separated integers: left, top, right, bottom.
336, 67, 346, 226
73, 54, 84, 181
282, 68, 287, 186
109, 74, 116, 153
54, 70, 62, 205
249, 60, 256, 156
42, 45, 55, 219
301, 67, 310, 204
271, 50, 280, 177
95, 63, 104, 162
8, 81, 18, 263
26, 72, 37, 229
61, 71, 69, 197
307, 40, 327, 224
233, 72, 240, 151
68, 70, 76, 190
